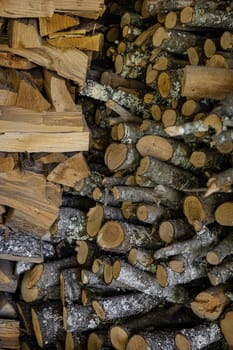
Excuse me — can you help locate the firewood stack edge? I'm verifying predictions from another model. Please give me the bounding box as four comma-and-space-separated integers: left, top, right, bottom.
0, 0, 233, 349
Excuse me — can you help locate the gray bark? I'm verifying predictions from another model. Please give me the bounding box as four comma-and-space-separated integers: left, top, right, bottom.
128, 331, 176, 350
60, 268, 81, 305
207, 232, 233, 265
65, 304, 101, 332
208, 260, 233, 286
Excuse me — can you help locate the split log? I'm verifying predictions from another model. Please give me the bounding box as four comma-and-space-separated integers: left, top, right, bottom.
0, 52, 36, 70
175, 322, 222, 350
156, 259, 208, 288
154, 225, 218, 260
16, 301, 33, 336
92, 292, 161, 322
0, 43, 88, 87
97, 220, 160, 253
191, 285, 231, 321
182, 65, 233, 100
47, 33, 104, 52
114, 260, 189, 304
52, 207, 87, 243
207, 232, 233, 265
60, 268, 81, 306
159, 219, 195, 244
0, 230, 43, 263
64, 304, 101, 333
136, 135, 193, 170
183, 193, 230, 231
0, 260, 18, 293
208, 260, 233, 286
126, 330, 176, 350
31, 301, 64, 348
136, 156, 202, 191
0, 0, 54, 18
39, 13, 80, 37
8, 19, 41, 49
205, 168, 233, 197
0, 292, 17, 318
0, 319, 20, 350
112, 185, 183, 208
21, 255, 77, 303
220, 307, 233, 346
215, 202, 233, 226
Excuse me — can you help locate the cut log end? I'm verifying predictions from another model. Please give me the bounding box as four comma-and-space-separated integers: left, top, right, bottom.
175, 333, 190, 350
158, 72, 171, 99
156, 264, 168, 288
88, 332, 103, 350
206, 251, 220, 265
183, 196, 205, 231
126, 335, 148, 350
215, 202, 233, 226
159, 221, 174, 243
110, 326, 129, 350
92, 300, 106, 320
97, 221, 125, 250
76, 240, 89, 265
104, 143, 128, 171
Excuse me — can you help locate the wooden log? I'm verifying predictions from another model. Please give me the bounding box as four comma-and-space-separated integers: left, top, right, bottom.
21, 255, 77, 303
183, 193, 230, 231
180, 7, 233, 30
211, 130, 233, 154
159, 219, 195, 243
191, 285, 231, 321
156, 259, 208, 288
114, 260, 189, 304
136, 204, 174, 224
112, 185, 183, 208
16, 301, 33, 336
0, 0, 54, 18
136, 156, 201, 191
207, 232, 233, 265
189, 147, 227, 172
52, 207, 87, 243
208, 260, 233, 286
60, 268, 81, 306
140, 119, 168, 137
92, 292, 161, 322
0, 319, 20, 350
101, 72, 147, 92
31, 301, 64, 348
0, 260, 18, 293
112, 122, 143, 143
0, 229, 43, 263
128, 247, 156, 273
175, 322, 222, 350
104, 143, 140, 172
64, 304, 101, 333
65, 332, 84, 350
215, 202, 233, 226
154, 225, 218, 260
220, 31, 233, 50
126, 330, 176, 350
97, 220, 160, 253
205, 168, 233, 197
182, 65, 233, 100
220, 307, 233, 346
153, 27, 203, 55
136, 135, 193, 171
0, 43, 88, 87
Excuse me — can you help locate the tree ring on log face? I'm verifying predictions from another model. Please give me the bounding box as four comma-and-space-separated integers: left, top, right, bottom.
110, 326, 128, 350
175, 333, 190, 350
104, 143, 128, 171
126, 335, 148, 350
88, 332, 103, 350
183, 196, 206, 231
97, 221, 125, 249
31, 308, 43, 348
136, 135, 173, 160
189, 151, 206, 168
159, 221, 174, 243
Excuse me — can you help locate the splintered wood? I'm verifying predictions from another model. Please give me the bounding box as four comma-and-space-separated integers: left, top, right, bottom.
0, 0, 233, 349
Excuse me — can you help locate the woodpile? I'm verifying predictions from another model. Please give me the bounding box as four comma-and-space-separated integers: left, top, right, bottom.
0, 0, 233, 349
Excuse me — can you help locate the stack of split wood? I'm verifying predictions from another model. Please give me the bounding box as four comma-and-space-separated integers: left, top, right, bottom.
0, 0, 233, 349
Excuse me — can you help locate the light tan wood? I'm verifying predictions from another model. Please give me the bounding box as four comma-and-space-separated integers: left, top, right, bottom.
220, 310, 233, 346
0, 0, 54, 18
47, 152, 90, 187
43, 70, 76, 112
0, 156, 15, 172
215, 202, 233, 226
39, 13, 79, 36
47, 33, 104, 52
16, 79, 50, 112
0, 319, 20, 350
0, 52, 36, 70
0, 86, 17, 106
8, 19, 41, 48
0, 42, 89, 87
0, 169, 61, 235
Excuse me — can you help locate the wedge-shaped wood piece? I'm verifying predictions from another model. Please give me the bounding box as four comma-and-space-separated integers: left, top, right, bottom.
16, 79, 50, 112
0, 43, 88, 86
47, 33, 104, 51
0, 85, 17, 106
39, 13, 79, 37
0, 169, 61, 235
0, 319, 20, 350
43, 70, 76, 112
0, 230, 43, 263
0, 106, 84, 133
8, 19, 42, 49
47, 152, 90, 187
0, 52, 36, 70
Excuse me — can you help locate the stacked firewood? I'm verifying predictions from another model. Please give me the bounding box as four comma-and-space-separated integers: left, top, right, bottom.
0, 0, 233, 349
